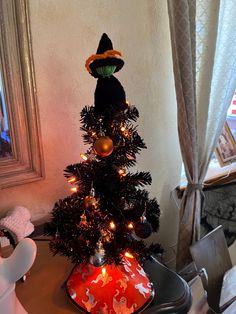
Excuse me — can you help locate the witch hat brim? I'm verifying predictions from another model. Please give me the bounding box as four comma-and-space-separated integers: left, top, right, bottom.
85, 33, 124, 78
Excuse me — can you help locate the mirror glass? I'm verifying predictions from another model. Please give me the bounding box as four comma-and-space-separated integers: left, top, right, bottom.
0, 73, 12, 158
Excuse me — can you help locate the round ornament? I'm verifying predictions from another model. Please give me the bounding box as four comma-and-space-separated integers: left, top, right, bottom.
93, 136, 114, 157
134, 217, 153, 239
54, 228, 60, 239
89, 241, 106, 267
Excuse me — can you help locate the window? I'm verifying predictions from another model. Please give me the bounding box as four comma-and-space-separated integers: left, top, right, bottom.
180, 91, 236, 188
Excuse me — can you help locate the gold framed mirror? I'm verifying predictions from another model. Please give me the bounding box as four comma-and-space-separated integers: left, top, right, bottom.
0, 0, 44, 189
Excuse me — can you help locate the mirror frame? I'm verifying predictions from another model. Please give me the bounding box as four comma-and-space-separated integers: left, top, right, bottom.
0, 0, 44, 189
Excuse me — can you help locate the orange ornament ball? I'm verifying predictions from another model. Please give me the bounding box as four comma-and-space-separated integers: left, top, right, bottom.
93, 136, 114, 157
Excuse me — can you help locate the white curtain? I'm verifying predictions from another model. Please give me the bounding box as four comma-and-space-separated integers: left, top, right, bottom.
168, 0, 236, 270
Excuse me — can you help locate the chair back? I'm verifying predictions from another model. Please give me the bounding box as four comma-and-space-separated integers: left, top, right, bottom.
0, 238, 36, 314
190, 225, 232, 313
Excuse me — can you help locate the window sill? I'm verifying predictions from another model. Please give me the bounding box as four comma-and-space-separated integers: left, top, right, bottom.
180, 158, 236, 191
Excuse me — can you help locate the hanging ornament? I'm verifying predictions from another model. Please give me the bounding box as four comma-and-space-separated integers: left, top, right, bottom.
134, 218, 152, 239
54, 228, 60, 239
83, 186, 99, 210
134, 204, 153, 239
101, 229, 113, 243
89, 240, 106, 267
93, 118, 114, 157
123, 200, 135, 211
79, 213, 87, 226
93, 136, 113, 157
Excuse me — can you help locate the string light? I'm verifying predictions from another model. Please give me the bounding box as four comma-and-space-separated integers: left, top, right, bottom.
128, 222, 134, 229
124, 252, 134, 259
102, 267, 106, 276
109, 221, 116, 230
118, 168, 127, 177
105, 235, 111, 242
67, 177, 76, 183
91, 131, 96, 137
71, 187, 78, 193
80, 153, 88, 161
125, 100, 129, 106
120, 123, 130, 138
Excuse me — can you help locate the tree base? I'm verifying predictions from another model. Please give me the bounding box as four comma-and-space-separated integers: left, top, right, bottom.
66, 256, 155, 313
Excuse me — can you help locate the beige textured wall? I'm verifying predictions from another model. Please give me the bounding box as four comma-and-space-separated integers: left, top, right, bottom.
0, 0, 181, 259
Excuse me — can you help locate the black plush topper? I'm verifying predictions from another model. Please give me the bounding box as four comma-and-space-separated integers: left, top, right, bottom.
86, 33, 126, 114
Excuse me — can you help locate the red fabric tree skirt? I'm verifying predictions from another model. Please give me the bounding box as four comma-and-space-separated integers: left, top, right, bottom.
66, 256, 154, 313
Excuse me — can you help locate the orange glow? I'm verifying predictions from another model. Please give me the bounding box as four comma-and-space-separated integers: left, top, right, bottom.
102, 267, 106, 276
68, 177, 76, 183
128, 222, 134, 229
71, 187, 78, 193
124, 252, 134, 259
109, 221, 116, 230
118, 168, 126, 177
105, 236, 111, 242
120, 126, 126, 132
80, 153, 88, 161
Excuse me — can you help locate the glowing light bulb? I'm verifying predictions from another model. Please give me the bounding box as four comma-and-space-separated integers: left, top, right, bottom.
109, 221, 116, 230
68, 177, 76, 183
80, 153, 88, 161
102, 267, 106, 276
124, 252, 134, 259
128, 222, 134, 229
120, 126, 126, 132
71, 187, 78, 193
118, 168, 127, 177
125, 100, 129, 106
105, 236, 111, 242
91, 131, 96, 137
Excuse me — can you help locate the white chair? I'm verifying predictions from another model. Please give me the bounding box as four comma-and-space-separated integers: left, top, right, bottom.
0, 238, 37, 314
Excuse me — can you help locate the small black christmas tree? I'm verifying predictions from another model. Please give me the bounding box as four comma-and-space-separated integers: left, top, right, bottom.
46, 34, 163, 313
